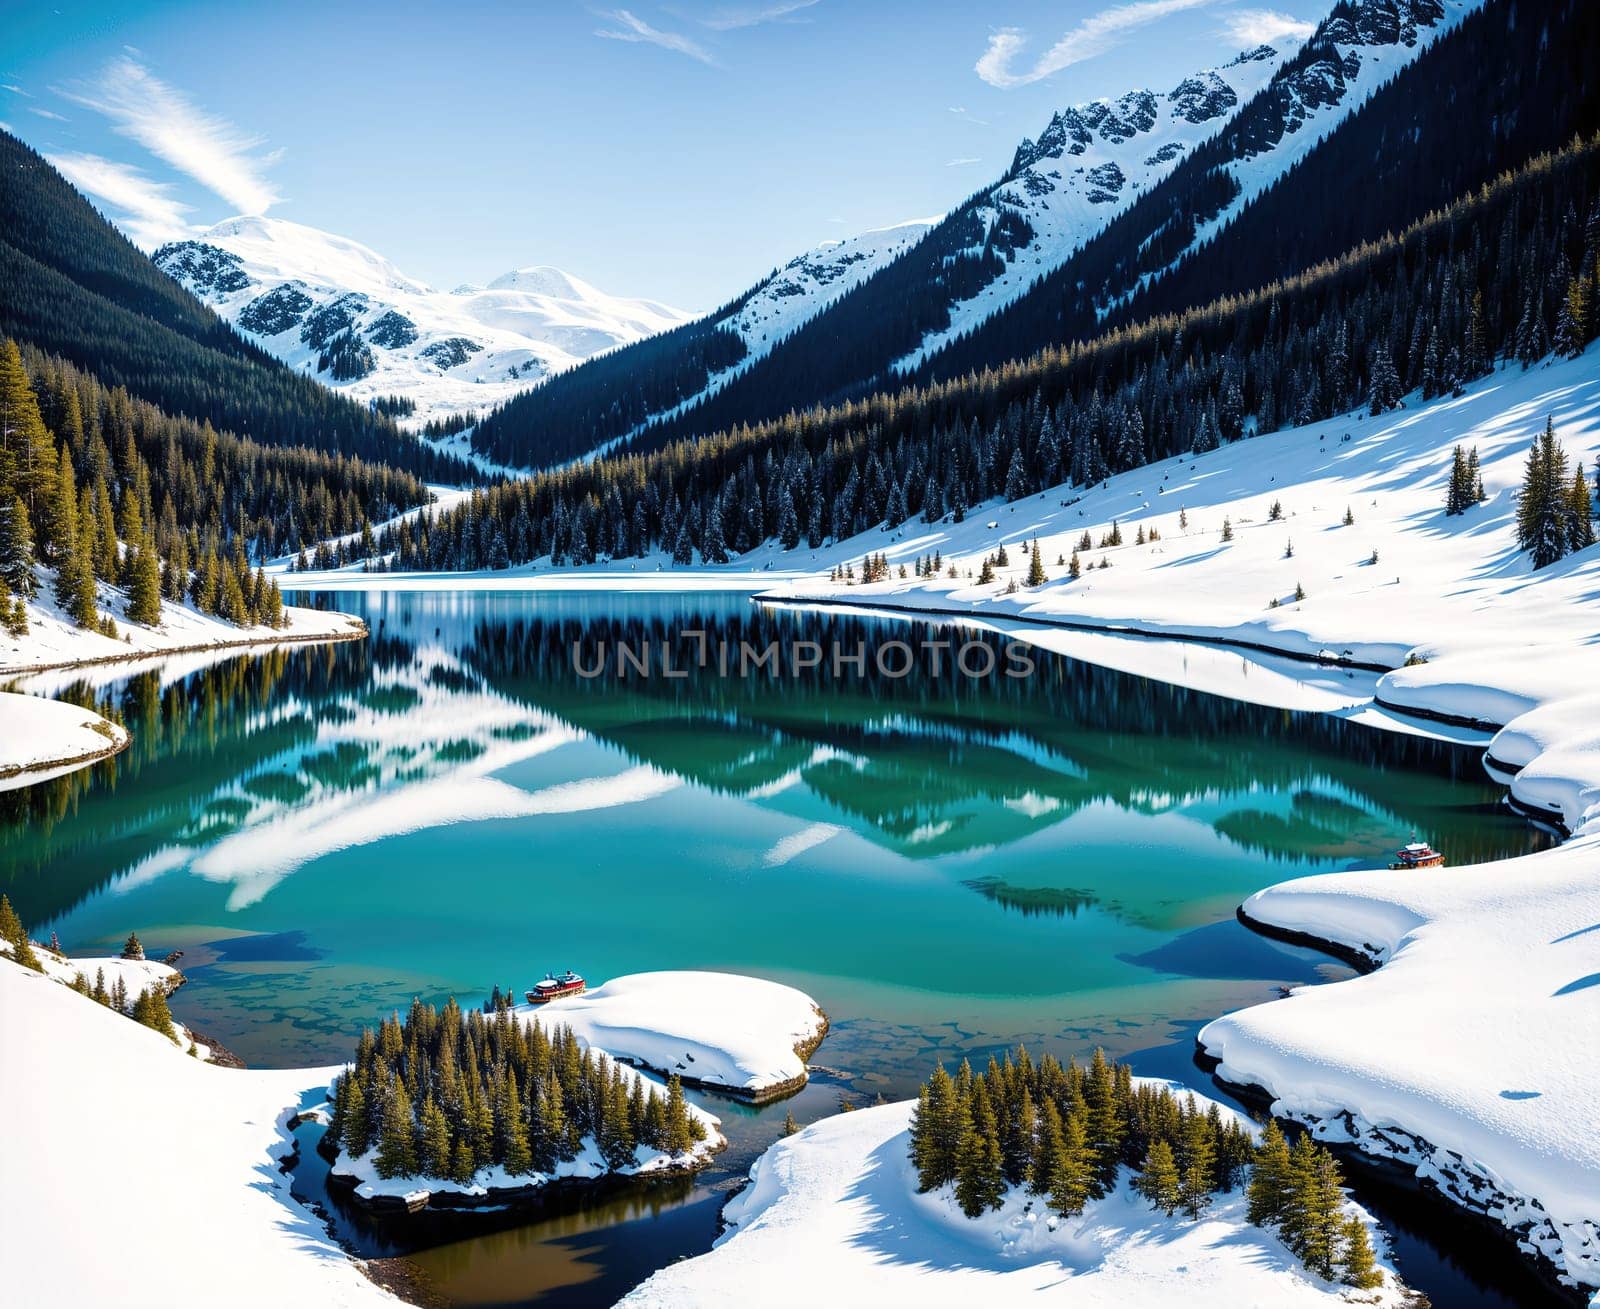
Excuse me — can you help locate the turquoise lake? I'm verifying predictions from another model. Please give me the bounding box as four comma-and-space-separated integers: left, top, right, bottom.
0, 590, 1555, 1307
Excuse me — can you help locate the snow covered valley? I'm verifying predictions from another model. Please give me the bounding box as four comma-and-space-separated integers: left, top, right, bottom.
269, 348, 1600, 1302
6, 351, 1600, 1309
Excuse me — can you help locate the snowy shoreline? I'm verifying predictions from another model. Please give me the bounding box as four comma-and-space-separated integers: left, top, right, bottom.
1, 945, 832, 1300
0, 690, 129, 789
731, 353, 1600, 1302
1, 949, 399, 1307
515, 971, 830, 1104
0, 603, 366, 677
622, 1090, 1411, 1308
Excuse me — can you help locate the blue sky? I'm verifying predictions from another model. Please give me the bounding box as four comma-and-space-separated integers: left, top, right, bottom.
3, 0, 1330, 310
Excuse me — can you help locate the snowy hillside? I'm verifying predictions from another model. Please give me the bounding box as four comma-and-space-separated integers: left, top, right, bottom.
623, 1092, 1406, 1308
585, 218, 937, 456
155, 216, 689, 426
0, 951, 395, 1308
898, 0, 1473, 370
724, 219, 936, 358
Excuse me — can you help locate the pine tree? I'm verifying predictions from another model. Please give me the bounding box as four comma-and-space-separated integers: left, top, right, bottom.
1067, 549, 1081, 579
597, 1074, 637, 1171
978, 557, 996, 584
0, 492, 34, 598
1568, 462, 1597, 551
418, 1096, 452, 1177
339, 1068, 369, 1152
1030, 1097, 1066, 1197
1246, 1119, 1293, 1227
1000, 1085, 1036, 1188
1048, 1111, 1094, 1218
1221, 517, 1233, 542
121, 931, 145, 960
131, 985, 178, 1042
51, 460, 96, 626
1554, 275, 1590, 357
1339, 1212, 1383, 1289
663, 1074, 694, 1155
0, 893, 25, 948
912, 1063, 965, 1190
7, 926, 43, 972
1084, 1048, 1125, 1196
1446, 444, 1469, 515
374, 1076, 418, 1179
1518, 418, 1573, 567
1177, 1109, 1217, 1219
501, 1077, 534, 1175
1026, 539, 1046, 586
782, 1109, 799, 1137
450, 1135, 477, 1185
0, 577, 24, 636
126, 539, 162, 626
1369, 340, 1402, 414
701, 499, 729, 565
0, 338, 58, 548
1283, 1137, 1345, 1278
1135, 1139, 1182, 1216
954, 1116, 1005, 1217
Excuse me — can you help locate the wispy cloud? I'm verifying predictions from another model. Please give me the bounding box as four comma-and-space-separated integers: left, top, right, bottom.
46, 150, 193, 249
945, 156, 981, 167
2, 83, 30, 97
977, 0, 1216, 89
948, 105, 991, 126
698, 0, 819, 30
594, 9, 717, 64
60, 56, 280, 213
1221, 7, 1315, 46
27, 106, 67, 121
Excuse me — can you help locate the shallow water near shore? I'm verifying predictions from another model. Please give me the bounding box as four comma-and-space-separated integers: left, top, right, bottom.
0, 589, 1559, 1306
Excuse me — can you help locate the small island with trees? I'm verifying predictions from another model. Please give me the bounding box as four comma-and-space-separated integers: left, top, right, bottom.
322, 993, 717, 1212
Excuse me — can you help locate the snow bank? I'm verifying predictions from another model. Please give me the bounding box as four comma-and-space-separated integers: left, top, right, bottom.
0, 689, 127, 788
1200, 836, 1600, 1294
622, 1091, 1405, 1308
761, 352, 1599, 694
0, 954, 394, 1308
0, 571, 363, 675
519, 971, 827, 1099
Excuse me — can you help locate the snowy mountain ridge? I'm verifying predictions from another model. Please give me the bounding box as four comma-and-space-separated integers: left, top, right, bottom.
578, 216, 939, 459
154, 215, 690, 427
895, 0, 1473, 371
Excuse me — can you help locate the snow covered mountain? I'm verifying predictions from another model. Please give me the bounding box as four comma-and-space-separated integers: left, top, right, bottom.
473, 0, 1477, 469
893, 43, 1289, 370
154, 216, 689, 426
581, 217, 938, 455
723, 218, 937, 358
897, 0, 1470, 369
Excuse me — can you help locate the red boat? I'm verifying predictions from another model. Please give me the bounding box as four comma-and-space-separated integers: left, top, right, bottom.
526, 970, 586, 1004
1390, 839, 1445, 870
